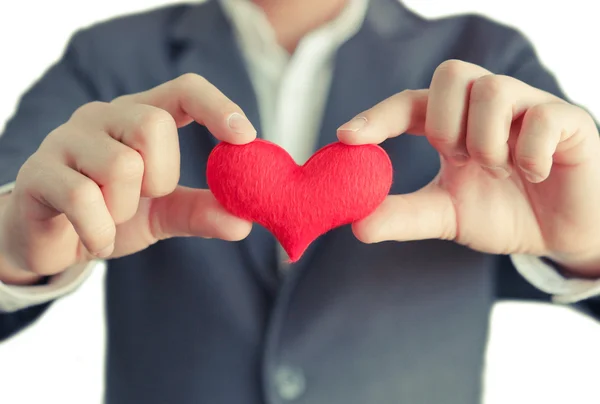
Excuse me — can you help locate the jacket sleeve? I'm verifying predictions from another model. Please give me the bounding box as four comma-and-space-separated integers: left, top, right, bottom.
492, 28, 600, 319
0, 31, 99, 341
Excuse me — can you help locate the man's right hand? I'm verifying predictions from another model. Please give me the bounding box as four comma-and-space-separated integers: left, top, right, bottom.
0, 74, 255, 284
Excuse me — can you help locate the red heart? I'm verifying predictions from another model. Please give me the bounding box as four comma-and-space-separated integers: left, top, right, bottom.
206, 139, 393, 262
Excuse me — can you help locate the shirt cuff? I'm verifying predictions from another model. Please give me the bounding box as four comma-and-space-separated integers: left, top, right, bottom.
0, 181, 98, 312
0, 260, 97, 313
0, 181, 15, 195
510, 254, 600, 304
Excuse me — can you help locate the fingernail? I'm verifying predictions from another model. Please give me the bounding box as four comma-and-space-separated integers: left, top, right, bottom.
337, 116, 368, 132
227, 113, 255, 134
482, 165, 511, 179
96, 243, 114, 259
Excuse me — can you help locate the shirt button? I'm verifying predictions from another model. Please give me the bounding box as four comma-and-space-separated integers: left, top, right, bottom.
274, 365, 306, 401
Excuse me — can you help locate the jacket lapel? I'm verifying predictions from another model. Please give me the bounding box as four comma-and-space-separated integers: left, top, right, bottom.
292, 0, 432, 271
169, 0, 280, 292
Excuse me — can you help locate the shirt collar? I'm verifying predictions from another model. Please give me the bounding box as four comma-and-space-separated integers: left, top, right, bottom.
218, 0, 370, 58
169, 0, 420, 53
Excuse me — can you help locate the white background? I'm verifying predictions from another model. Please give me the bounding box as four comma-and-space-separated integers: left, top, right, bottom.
1, 1, 600, 403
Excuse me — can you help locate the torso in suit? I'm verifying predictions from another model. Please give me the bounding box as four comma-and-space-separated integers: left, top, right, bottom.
0, 0, 596, 403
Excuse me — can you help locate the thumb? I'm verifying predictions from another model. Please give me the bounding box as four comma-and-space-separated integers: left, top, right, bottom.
352, 183, 457, 243
150, 186, 252, 241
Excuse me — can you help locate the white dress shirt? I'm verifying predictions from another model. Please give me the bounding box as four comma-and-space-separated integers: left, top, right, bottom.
1, 0, 600, 313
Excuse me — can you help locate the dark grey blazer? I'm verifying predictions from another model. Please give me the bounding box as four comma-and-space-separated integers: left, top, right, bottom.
1, 0, 598, 403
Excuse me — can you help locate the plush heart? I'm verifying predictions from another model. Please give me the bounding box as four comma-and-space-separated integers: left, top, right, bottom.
206, 139, 393, 262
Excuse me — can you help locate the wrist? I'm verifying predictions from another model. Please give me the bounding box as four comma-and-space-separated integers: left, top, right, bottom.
0, 258, 44, 285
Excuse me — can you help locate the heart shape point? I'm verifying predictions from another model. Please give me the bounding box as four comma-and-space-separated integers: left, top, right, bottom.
206, 139, 393, 262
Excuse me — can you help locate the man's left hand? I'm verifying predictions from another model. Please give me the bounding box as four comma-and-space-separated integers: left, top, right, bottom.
337, 60, 600, 277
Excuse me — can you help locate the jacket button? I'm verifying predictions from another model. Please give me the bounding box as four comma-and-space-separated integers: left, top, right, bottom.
274, 365, 306, 400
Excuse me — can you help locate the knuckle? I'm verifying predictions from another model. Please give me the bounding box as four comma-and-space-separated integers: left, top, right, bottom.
65, 179, 103, 208
16, 156, 39, 181
15, 156, 50, 191
43, 126, 67, 147
177, 73, 207, 89
581, 108, 598, 132
524, 104, 554, 128
107, 149, 145, 182
572, 104, 591, 119
399, 89, 420, 99
111, 94, 134, 105
41, 126, 79, 153
73, 101, 108, 119
470, 75, 512, 103
131, 107, 176, 142
137, 107, 175, 129
435, 59, 469, 80
123, 110, 174, 155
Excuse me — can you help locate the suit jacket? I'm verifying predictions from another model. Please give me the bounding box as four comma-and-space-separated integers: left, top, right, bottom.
1, 0, 599, 403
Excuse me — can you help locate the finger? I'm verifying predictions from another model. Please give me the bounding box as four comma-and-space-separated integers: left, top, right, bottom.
467, 74, 560, 176
71, 102, 180, 198
149, 186, 252, 241
336, 89, 428, 144
425, 60, 490, 163
60, 132, 144, 224
352, 184, 456, 243
21, 160, 116, 257
116, 73, 257, 144
515, 102, 593, 183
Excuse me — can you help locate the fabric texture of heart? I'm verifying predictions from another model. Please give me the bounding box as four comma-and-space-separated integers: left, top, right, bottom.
206, 139, 393, 262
